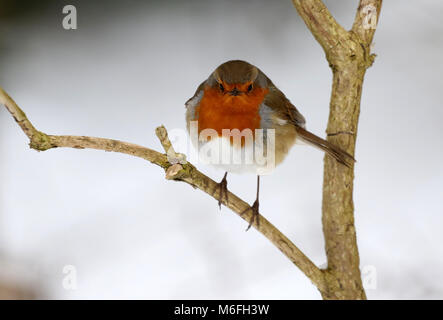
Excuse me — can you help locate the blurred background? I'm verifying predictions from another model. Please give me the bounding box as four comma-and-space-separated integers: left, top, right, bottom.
0, 0, 442, 299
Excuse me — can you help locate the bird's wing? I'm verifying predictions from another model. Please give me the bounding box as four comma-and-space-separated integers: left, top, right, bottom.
185, 81, 206, 108
185, 81, 206, 123
262, 86, 306, 128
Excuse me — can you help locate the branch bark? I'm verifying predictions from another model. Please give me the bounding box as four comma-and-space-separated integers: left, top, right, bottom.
0, 87, 327, 294
292, 0, 383, 299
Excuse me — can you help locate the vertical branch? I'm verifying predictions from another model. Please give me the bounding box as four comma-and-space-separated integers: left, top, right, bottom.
321, 58, 367, 300
292, 0, 382, 299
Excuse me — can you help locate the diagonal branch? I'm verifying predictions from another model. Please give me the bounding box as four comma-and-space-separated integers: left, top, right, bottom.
0, 86, 327, 294
291, 0, 349, 55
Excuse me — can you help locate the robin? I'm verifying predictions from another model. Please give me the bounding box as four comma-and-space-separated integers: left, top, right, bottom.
185, 60, 354, 230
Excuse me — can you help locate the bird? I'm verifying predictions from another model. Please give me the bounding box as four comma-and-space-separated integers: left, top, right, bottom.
185, 60, 354, 230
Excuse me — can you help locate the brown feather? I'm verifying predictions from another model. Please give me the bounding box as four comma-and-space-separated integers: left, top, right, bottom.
295, 127, 355, 167
263, 86, 306, 128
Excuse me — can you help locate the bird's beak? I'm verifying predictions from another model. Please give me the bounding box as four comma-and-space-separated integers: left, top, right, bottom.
229, 88, 241, 96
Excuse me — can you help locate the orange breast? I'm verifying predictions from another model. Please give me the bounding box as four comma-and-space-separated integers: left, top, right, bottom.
196, 86, 269, 136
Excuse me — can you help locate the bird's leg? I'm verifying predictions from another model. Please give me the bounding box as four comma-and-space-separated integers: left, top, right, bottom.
217, 172, 229, 209
242, 175, 260, 231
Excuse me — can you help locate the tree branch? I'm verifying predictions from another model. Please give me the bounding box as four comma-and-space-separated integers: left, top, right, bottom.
0, 86, 327, 294
291, 0, 349, 60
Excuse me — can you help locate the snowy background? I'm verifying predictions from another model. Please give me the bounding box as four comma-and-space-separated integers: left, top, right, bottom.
0, 0, 442, 299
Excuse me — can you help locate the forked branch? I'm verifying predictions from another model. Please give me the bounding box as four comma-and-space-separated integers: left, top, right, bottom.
292, 0, 383, 299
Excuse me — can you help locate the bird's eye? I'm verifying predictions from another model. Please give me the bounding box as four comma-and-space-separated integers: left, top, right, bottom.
247, 84, 253, 92
219, 83, 225, 92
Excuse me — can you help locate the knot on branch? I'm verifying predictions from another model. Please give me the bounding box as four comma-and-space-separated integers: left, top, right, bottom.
155, 125, 193, 181
367, 53, 377, 68
29, 131, 54, 151
165, 163, 183, 179
164, 162, 195, 181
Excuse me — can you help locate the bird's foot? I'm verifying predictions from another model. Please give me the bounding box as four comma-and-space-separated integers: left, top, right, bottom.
217, 173, 228, 209
241, 199, 260, 231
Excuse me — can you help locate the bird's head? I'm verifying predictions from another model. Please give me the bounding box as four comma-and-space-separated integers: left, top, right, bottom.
209, 60, 268, 98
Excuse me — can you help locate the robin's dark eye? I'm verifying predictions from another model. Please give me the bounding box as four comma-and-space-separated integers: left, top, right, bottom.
219, 83, 225, 92
247, 84, 253, 92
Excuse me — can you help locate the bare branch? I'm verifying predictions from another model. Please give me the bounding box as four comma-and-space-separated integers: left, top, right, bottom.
0, 87, 327, 294
291, 0, 349, 55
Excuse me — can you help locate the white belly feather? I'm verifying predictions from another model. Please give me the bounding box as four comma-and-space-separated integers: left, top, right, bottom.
191, 135, 276, 175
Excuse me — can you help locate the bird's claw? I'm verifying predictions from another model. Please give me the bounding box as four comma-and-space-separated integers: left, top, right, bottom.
241, 199, 260, 231
217, 173, 228, 209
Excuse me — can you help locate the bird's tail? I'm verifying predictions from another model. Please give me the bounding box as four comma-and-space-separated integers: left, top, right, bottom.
296, 127, 355, 167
